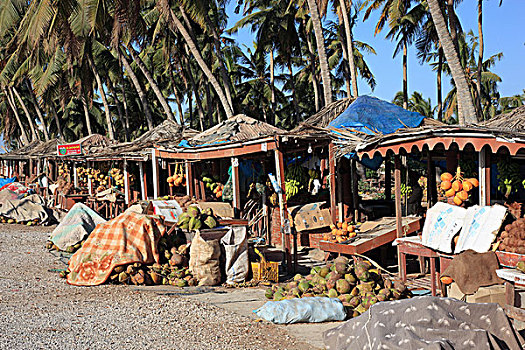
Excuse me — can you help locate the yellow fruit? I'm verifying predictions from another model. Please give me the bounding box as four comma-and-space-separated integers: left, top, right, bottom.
440, 180, 452, 190
457, 190, 469, 201
445, 188, 456, 197
452, 180, 463, 192
462, 181, 473, 192
453, 195, 463, 206
467, 178, 479, 187
440, 173, 453, 182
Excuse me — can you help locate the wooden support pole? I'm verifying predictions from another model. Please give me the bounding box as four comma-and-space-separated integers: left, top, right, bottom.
479, 147, 491, 206
232, 157, 241, 217
394, 155, 404, 278
186, 161, 194, 198
384, 156, 391, 201
337, 162, 343, 222
124, 160, 130, 205
151, 149, 159, 199
351, 159, 359, 222
328, 143, 337, 224
274, 148, 292, 272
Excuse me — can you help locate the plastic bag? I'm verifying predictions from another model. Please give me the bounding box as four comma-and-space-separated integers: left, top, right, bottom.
220, 226, 249, 284
189, 231, 221, 286
254, 297, 347, 324
222, 166, 233, 201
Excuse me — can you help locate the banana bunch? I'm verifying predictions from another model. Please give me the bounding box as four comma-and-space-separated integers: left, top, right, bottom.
497, 157, 524, 198
285, 179, 301, 198
307, 169, 320, 192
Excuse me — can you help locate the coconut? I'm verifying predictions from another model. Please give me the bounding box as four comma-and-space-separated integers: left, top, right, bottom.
378, 288, 391, 298
335, 262, 348, 275
390, 289, 401, 300
302, 293, 314, 298
150, 272, 163, 284
383, 278, 393, 289
354, 304, 366, 315
350, 286, 359, 296
286, 281, 298, 291
293, 273, 303, 282
298, 281, 310, 293
517, 261, 525, 273
336, 279, 351, 294
355, 268, 370, 282
310, 266, 321, 275
328, 288, 339, 298
376, 293, 387, 302
349, 296, 361, 308
394, 281, 407, 293
326, 279, 336, 291
345, 273, 357, 284
327, 272, 342, 281
357, 281, 374, 293
313, 285, 325, 295
338, 294, 352, 303
318, 266, 330, 278
170, 253, 184, 266
273, 291, 285, 301
334, 256, 350, 266
305, 274, 314, 281
290, 287, 301, 297
187, 206, 200, 218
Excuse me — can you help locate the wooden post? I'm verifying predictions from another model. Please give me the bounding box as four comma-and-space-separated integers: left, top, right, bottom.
337, 162, 343, 222
139, 162, 146, 200
384, 156, 391, 201
185, 161, 191, 197
232, 157, 241, 217
351, 159, 359, 222
73, 163, 78, 188
328, 143, 337, 224
395, 155, 404, 278
479, 147, 491, 206
124, 160, 130, 205
151, 149, 159, 199
274, 148, 292, 272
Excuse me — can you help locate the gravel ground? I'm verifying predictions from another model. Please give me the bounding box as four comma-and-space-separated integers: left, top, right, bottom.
0, 224, 316, 350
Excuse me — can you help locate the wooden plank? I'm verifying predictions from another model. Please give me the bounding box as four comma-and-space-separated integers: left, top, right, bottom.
232, 157, 241, 217
394, 156, 402, 238
328, 143, 337, 224
152, 149, 159, 199
158, 140, 278, 160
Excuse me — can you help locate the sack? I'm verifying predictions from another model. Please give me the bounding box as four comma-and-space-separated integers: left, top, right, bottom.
189, 231, 221, 286
254, 297, 347, 324
220, 226, 249, 284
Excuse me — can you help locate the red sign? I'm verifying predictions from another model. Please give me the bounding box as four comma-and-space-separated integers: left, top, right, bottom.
57, 143, 82, 156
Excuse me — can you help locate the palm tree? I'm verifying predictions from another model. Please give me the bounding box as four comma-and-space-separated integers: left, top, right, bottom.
393, 90, 433, 117
426, 0, 477, 125
306, 0, 333, 106
338, 0, 359, 97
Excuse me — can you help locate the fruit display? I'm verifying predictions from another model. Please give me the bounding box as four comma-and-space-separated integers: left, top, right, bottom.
284, 164, 308, 199
59, 231, 199, 286
265, 257, 411, 318
496, 157, 525, 198
498, 218, 525, 254
323, 222, 357, 243
176, 205, 219, 231
200, 175, 224, 199
439, 167, 479, 206
77, 166, 135, 192
1, 216, 40, 225
58, 163, 70, 178
167, 163, 186, 188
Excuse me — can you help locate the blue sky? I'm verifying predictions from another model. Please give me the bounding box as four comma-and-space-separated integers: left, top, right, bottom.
226, 0, 525, 104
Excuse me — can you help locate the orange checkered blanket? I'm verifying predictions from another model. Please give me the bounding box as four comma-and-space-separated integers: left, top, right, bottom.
67, 212, 166, 286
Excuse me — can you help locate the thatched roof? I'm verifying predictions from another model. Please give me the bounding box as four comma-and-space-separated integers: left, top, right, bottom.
189, 114, 285, 146
93, 120, 196, 159
293, 98, 355, 134
478, 106, 525, 131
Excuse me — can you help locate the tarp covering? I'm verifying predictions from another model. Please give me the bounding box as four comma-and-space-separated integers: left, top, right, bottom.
324, 296, 525, 350
67, 212, 166, 286
0, 182, 49, 223
328, 95, 425, 135
0, 177, 16, 189
49, 203, 106, 250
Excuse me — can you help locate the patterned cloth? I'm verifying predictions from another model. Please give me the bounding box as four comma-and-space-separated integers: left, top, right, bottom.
324, 296, 525, 350
67, 212, 166, 286
49, 203, 106, 250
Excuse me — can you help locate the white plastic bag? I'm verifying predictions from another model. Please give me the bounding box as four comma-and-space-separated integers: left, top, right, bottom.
220, 226, 249, 284
254, 297, 347, 324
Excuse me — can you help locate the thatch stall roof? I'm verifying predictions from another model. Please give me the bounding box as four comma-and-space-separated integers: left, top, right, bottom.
292, 98, 355, 137
188, 114, 285, 146
478, 106, 525, 131
90, 120, 196, 160
355, 125, 525, 159
1, 141, 41, 160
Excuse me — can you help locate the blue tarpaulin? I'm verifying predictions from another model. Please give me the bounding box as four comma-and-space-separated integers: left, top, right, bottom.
0, 177, 15, 188
328, 95, 425, 135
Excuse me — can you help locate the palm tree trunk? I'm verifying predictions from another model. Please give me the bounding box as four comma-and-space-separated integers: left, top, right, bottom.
447, 0, 459, 53
168, 59, 184, 123
339, 0, 358, 97
106, 77, 126, 141
12, 86, 38, 141
184, 57, 206, 131
427, 0, 477, 125
306, 0, 333, 106
437, 47, 443, 121
3, 87, 29, 145
117, 53, 131, 141
88, 55, 115, 140
288, 60, 300, 124
403, 42, 408, 110
189, 90, 193, 127
205, 15, 234, 113
303, 23, 321, 112
119, 52, 154, 130
476, 0, 483, 121
159, 1, 233, 118
80, 91, 93, 136
338, 20, 353, 98
127, 45, 176, 122
269, 49, 276, 119
50, 104, 62, 138
25, 80, 49, 141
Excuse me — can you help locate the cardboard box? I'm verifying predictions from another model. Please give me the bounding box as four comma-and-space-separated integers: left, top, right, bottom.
447, 282, 506, 307
197, 201, 234, 219
145, 200, 183, 223
288, 202, 332, 232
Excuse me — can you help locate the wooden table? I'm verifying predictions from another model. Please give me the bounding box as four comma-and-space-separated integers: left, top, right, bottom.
60, 193, 90, 210
496, 268, 525, 322
319, 216, 422, 255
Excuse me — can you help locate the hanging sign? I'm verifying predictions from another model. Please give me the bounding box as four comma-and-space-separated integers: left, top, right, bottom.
57, 143, 82, 156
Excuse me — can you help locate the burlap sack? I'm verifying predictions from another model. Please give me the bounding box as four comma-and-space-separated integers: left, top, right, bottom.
189, 230, 221, 286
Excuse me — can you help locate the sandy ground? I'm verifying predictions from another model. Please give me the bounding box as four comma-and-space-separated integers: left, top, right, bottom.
0, 224, 324, 350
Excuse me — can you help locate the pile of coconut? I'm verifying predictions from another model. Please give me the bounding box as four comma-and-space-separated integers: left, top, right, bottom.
265, 256, 412, 318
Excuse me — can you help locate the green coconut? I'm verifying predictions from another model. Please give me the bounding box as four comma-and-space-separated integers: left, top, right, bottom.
517, 261, 525, 273
328, 288, 339, 298
298, 281, 310, 293
390, 289, 401, 300
318, 266, 330, 278
336, 279, 351, 294
349, 296, 361, 308
187, 206, 200, 218
335, 262, 348, 275
293, 273, 303, 282
302, 293, 315, 298
305, 274, 314, 281
354, 304, 366, 315
378, 288, 391, 298
310, 266, 321, 275
326, 279, 336, 291
338, 294, 352, 303
345, 273, 357, 284
265, 288, 274, 299
334, 256, 350, 266
355, 269, 370, 282
357, 282, 374, 293
327, 272, 342, 281
376, 293, 387, 302
204, 216, 217, 229
273, 291, 285, 301
286, 281, 298, 291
